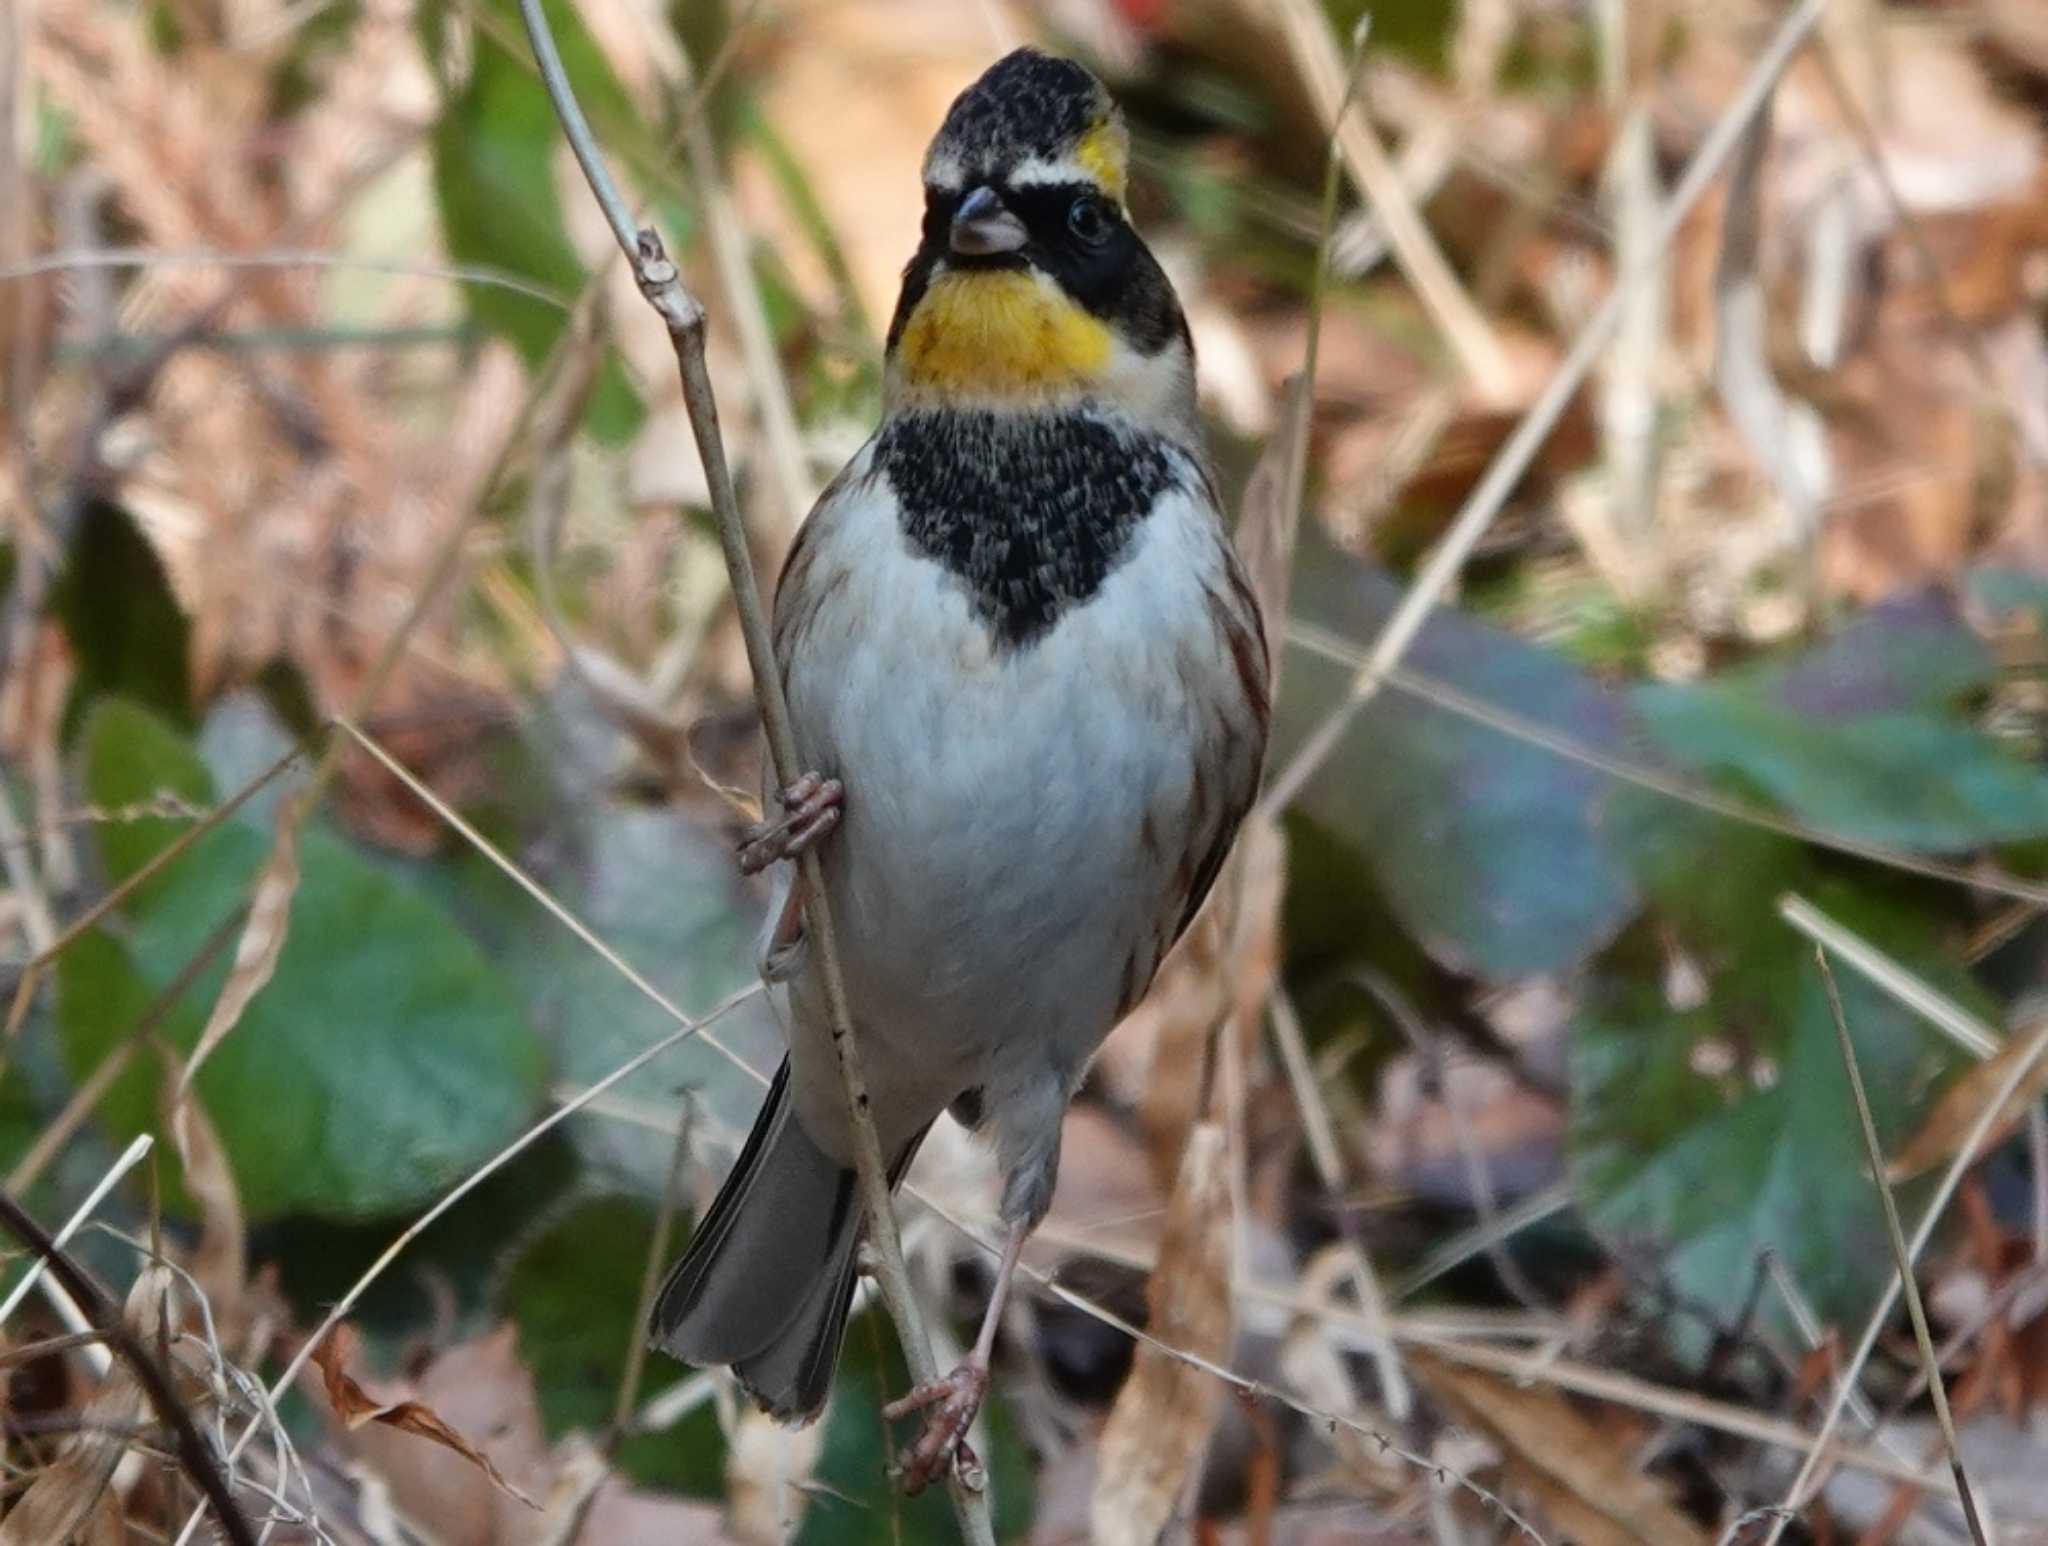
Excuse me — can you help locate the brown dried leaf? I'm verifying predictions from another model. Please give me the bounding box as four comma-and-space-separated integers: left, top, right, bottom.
1412, 1349, 1711, 1546
171, 790, 307, 1166
314, 1324, 540, 1511
1089, 1120, 1234, 1546
0, 1264, 175, 1546
1888, 1020, 2048, 1183
163, 1077, 245, 1331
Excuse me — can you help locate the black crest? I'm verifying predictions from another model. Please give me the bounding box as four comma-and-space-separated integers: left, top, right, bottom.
927, 49, 1108, 186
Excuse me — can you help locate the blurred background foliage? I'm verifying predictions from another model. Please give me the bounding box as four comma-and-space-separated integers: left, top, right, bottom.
6, 0, 2048, 1540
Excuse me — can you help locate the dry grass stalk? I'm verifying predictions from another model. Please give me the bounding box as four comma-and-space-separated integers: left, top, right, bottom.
1259, 0, 1832, 820
0, 1263, 177, 1546
169, 791, 308, 1165
0, 1188, 257, 1545
1809, 946, 1990, 1546
1763, 897, 2048, 1544
1089, 1121, 1235, 1546
1260, 0, 1513, 394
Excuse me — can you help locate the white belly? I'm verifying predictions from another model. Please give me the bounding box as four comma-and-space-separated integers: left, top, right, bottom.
778, 471, 1224, 1158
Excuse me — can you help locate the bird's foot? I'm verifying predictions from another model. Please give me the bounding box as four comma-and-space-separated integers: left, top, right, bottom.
883, 1356, 988, 1495
736, 772, 843, 876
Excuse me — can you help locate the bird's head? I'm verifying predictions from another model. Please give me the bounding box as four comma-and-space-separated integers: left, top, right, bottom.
884, 49, 1194, 435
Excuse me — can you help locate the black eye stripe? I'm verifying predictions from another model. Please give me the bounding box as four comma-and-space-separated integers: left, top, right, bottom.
890, 175, 1184, 361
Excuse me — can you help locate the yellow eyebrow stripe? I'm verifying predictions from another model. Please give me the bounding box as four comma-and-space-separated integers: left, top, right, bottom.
1074, 118, 1128, 202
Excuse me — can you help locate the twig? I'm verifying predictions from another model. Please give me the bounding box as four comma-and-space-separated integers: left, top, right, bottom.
510, 3, 991, 1539
1810, 947, 1989, 1546
0, 1186, 256, 1546
1764, 897, 2048, 1544
1258, 0, 1830, 819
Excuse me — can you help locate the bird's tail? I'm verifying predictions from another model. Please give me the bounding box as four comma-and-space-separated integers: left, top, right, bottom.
650, 1059, 923, 1422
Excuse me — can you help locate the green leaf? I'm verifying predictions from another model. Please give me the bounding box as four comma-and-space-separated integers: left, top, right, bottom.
1276, 539, 1638, 978
1769, 590, 1992, 718
1637, 686, 2048, 851
1571, 860, 1972, 1345
460, 685, 781, 1195
65, 700, 549, 1220
263, 1131, 578, 1342
428, 0, 644, 441
1635, 591, 2048, 853
53, 500, 193, 733
501, 1193, 716, 1495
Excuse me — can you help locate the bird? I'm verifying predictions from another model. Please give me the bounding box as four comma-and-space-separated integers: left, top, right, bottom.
649, 45, 1270, 1493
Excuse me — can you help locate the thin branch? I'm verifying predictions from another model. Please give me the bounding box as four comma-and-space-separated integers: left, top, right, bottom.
1811, 947, 1989, 1546
1259, 0, 1830, 818
0, 1188, 256, 1546
509, 7, 987, 1533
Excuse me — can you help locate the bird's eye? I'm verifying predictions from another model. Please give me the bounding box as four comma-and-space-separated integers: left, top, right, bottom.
1067, 195, 1114, 246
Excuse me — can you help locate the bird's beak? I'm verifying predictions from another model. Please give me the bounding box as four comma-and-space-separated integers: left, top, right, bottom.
949, 186, 1028, 257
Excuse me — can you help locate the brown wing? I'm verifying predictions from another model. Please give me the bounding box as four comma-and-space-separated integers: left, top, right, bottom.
1167, 550, 1271, 951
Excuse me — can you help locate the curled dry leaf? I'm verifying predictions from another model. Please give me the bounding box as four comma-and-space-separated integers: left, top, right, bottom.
314, 1323, 541, 1512
1887, 1019, 2048, 1183
1410, 1349, 1710, 1546
1088, 1120, 1234, 1546
163, 1075, 246, 1333
171, 789, 307, 1167
0, 1264, 176, 1546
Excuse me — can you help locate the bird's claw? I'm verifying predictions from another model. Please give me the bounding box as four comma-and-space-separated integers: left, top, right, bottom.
883, 1358, 989, 1495
737, 773, 843, 875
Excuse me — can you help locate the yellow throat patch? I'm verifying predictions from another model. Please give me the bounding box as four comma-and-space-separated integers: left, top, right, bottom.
895, 269, 1112, 399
